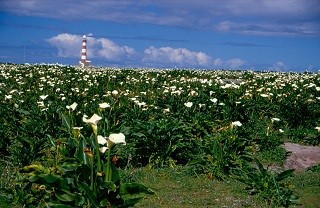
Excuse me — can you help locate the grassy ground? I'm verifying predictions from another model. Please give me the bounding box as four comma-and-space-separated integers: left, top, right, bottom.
121, 166, 320, 208
122, 167, 270, 208
1, 164, 319, 207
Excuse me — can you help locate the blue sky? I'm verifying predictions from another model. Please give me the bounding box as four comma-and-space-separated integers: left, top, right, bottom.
0, 0, 319, 71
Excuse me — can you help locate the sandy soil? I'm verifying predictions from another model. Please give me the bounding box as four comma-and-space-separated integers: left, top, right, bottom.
283, 142, 320, 172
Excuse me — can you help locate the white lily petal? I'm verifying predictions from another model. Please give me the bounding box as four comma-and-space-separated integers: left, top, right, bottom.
97, 135, 107, 145
100, 146, 108, 153
108, 133, 126, 145
232, 121, 242, 127
82, 113, 102, 125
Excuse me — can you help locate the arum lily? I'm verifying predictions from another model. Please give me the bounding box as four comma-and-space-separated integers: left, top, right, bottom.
83, 114, 102, 136
210, 98, 218, 103
5, 95, 12, 100
66, 102, 78, 111
184, 102, 193, 108
99, 102, 110, 109
271, 118, 280, 122
40, 95, 48, 100
109, 133, 126, 146
231, 121, 242, 128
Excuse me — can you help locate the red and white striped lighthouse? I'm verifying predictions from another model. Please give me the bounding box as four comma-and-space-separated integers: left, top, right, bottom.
79, 35, 91, 67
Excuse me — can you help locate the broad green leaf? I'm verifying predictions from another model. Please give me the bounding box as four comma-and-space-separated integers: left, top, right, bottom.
61, 113, 71, 131
47, 202, 74, 208
78, 182, 99, 207
28, 175, 40, 182
42, 173, 60, 183
55, 192, 76, 202
16, 108, 30, 115
101, 181, 117, 192
100, 199, 110, 207
275, 169, 295, 181
76, 136, 88, 165
59, 164, 79, 172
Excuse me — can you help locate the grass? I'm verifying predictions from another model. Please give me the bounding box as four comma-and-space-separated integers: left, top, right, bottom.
290, 166, 320, 208
120, 165, 320, 208
1, 160, 319, 207
121, 166, 269, 208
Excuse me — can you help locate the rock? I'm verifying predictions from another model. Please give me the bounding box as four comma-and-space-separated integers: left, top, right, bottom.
283, 143, 320, 172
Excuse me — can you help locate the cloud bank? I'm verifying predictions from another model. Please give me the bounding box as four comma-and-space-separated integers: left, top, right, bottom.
47, 33, 245, 69
2, 0, 320, 37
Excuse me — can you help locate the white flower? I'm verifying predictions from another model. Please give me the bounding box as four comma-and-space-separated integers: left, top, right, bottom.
260, 94, 269, 98
97, 135, 107, 145
112, 90, 119, 95
83, 114, 102, 125
5, 95, 12, 100
271, 118, 280, 122
184, 102, 193, 108
83, 114, 102, 135
279, 129, 284, 133
315, 127, 320, 132
99, 102, 110, 109
137, 102, 146, 107
232, 121, 242, 127
100, 146, 108, 153
66, 102, 78, 111
37, 101, 45, 107
109, 133, 126, 145
210, 98, 218, 103
40, 95, 48, 100
163, 108, 170, 113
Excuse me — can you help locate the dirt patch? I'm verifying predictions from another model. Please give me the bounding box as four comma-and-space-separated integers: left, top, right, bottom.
283, 143, 320, 172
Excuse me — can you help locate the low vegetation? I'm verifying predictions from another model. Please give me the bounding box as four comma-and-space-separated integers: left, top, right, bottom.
0, 63, 319, 207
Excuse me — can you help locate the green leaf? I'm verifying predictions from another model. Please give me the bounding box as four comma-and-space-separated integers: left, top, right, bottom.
132, 132, 145, 137
78, 182, 99, 207
55, 192, 76, 202
28, 175, 40, 182
120, 182, 154, 196
61, 113, 71, 131
76, 136, 88, 165
47, 202, 74, 208
42, 174, 61, 183
47, 134, 56, 147
101, 181, 117, 192
100, 199, 110, 207
275, 169, 295, 181
16, 108, 30, 115
59, 164, 80, 172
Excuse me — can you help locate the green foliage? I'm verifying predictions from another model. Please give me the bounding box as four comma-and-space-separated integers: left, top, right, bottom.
4, 113, 153, 207
234, 159, 299, 207
1, 64, 320, 207
190, 125, 254, 180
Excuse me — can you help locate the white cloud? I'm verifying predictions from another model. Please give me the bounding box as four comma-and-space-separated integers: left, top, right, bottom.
47, 33, 137, 63
47, 33, 246, 69
226, 58, 245, 69
98, 39, 137, 61
268, 61, 287, 71
47, 33, 83, 58
142, 46, 222, 68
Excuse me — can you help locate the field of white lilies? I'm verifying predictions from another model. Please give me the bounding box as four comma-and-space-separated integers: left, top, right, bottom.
1, 63, 319, 207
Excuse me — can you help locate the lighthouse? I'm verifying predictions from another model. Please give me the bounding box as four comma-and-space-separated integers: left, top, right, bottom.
79, 35, 91, 67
